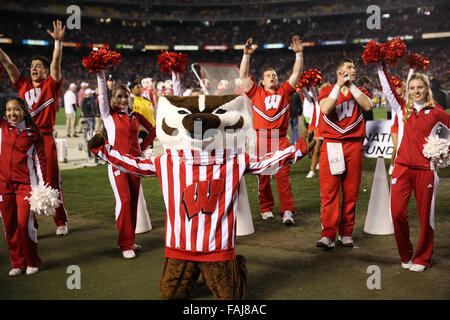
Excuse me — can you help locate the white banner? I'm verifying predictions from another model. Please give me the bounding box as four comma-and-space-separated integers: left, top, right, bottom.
363, 120, 395, 159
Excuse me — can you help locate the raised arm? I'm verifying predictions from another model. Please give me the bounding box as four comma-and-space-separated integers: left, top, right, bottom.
376, 62, 404, 114
288, 35, 304, 89
172, 71, 182, 96
0, 47, 21, 85
96, 69, 111, 118
47, 20, 66, 82
239, 38, 256, 93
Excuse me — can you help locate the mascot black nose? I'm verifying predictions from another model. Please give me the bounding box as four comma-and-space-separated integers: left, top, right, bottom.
193, 117, 207, 125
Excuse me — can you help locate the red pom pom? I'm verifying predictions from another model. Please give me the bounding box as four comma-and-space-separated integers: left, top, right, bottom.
82, 48, 122, 73
390, 76, 403, 89
380, 38, 407, 66
405, 53, 430, 70
157, 51, 188, 75
362, 40, 382, 64
296, 69, 322, 91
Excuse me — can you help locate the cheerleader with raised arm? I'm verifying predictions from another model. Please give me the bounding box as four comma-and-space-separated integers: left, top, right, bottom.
377, 62, 450, 272
89, 50, 156, 259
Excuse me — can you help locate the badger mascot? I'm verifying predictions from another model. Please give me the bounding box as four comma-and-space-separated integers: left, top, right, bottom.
89, 90, 314, 300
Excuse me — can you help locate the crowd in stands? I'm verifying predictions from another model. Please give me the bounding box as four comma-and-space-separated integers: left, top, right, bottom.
0, 5, 448, 107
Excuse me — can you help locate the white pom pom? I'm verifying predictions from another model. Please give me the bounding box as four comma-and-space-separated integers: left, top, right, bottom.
29, 184, 61, 216
423, 136, 450, 169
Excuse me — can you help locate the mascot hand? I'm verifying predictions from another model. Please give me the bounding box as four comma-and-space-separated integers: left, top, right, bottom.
88, 133, 105, 150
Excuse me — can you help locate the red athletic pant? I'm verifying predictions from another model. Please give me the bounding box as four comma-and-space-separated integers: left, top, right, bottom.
42, 133, 68, 226
0, 182, 41, 269
390, 164, 437, 267
108, 164, 141, 251
256, 135, 294, 215
319, 140, 363, 240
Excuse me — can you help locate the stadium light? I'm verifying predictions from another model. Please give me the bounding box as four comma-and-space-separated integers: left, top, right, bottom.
0, 37, 13, 44
263, 43, 285, 49
22, 39, 49, 46
144, 45, 169, 50
204, 45, 229, 51
174, 45, 199, 51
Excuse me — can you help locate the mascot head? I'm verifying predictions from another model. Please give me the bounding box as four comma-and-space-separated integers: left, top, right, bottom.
156, 94, 253, 151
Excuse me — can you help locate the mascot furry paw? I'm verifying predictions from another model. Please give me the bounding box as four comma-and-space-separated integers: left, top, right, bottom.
90, 94, 311, 300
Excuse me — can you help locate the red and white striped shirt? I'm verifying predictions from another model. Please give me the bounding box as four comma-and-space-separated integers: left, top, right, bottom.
91, 138, 308, 261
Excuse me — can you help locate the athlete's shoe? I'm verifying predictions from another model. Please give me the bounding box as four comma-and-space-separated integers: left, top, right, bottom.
56, 225, 69, 236
409, 264, 427, 272
133, 244, 143, 251
401, 260, 413, 269
337, 235, 354, 247
282, 211, 294, 225
9, 268, 24, 276
261, 211, 274, 220
316, 237, 335, 249
122, 250, 136, 259
306, 170, 315, 178
26, 267, 39, 275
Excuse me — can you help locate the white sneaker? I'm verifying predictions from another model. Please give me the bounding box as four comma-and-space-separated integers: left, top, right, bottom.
409, 264, 427, 272
133, 244, 143, 251
261, 211, 274, 220
56, 225, 69, 236
316, 237, 335, 249
338, 235, 354, 247
306, 170, 315, 178
282, 211, 294, 225
401, 260, 413, 269
26, 267, 39, 275
9, 268, 24, 276
122, 250, 136, 259
316, 163, 320, 170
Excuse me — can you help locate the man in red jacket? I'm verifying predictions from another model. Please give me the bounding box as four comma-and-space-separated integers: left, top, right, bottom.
0, 20, 69, 235
239, 36, 304, 225
317, 58, 373, 248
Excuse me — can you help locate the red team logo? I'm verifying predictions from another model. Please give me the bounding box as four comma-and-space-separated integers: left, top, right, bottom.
181, 179, 225, 220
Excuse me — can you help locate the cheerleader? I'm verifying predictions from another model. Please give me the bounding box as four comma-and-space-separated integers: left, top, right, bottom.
96, 70, 156, 259
0, 97, 46, 276
377, 63, 450, 271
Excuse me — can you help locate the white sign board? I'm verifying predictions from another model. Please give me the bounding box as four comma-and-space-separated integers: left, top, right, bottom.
363, 120, 395, 159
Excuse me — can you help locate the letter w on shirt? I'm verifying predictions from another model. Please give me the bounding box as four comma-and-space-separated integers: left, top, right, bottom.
24, 88, 42, 109
335, 101, 355, 121
181, 179, 224, 220
264, 95, 282, 111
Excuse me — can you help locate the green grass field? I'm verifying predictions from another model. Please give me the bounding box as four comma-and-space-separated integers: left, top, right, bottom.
1, 155, 449, 300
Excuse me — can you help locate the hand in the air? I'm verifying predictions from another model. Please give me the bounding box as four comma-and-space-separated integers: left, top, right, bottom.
243, 38, 256, 55
290, 35, 303, 53
47, 20, 66, 42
